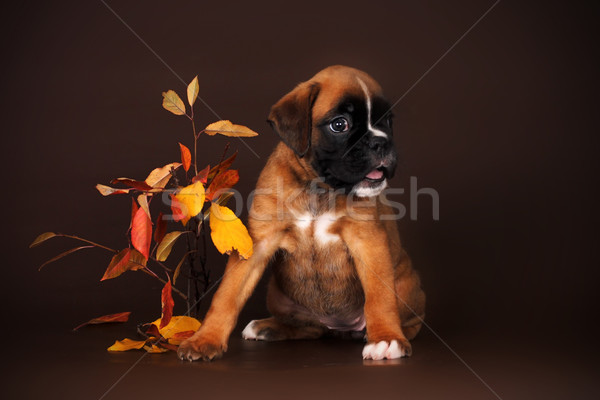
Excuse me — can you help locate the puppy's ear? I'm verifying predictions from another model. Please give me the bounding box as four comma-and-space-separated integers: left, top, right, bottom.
268, 82, 320, 158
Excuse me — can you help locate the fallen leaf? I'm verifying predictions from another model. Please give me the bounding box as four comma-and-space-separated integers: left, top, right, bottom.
131, 207, 152, 260
187, 76, 199, 107
179, 143, 192, 172
73, 312, 131, 331
154, 212, 167, 244
156, 231, 186, 262
107, 338, 147, 352
30, 232, 57, 248
38, 246, 95, 270
168, 330, 195, 345
110, 178, 153, 191
144, 344, 170, 353
209, 204, 253, 259
161, 90, 186, 116
192, 164, 210, 184
145, 163, 182, 189
151, 315, 200, 339
159, 279, 174, 329
101, 248, 131, 280
206, 169, 239, 201
172, 181, 205, 225
204, 120, 259, 137
208, 151, 237, 180
96, 184, 131, 196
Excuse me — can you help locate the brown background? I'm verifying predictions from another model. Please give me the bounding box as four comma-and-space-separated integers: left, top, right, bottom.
2, 0, 598, 399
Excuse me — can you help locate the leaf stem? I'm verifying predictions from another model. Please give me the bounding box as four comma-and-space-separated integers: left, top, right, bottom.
57, 234, 117, 253
141, 268, 188, 300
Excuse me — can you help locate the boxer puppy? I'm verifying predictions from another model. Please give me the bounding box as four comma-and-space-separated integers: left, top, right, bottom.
178, 65, 425, 361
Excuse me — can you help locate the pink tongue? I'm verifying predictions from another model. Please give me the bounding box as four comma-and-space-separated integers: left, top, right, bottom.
366, 169, 383, 180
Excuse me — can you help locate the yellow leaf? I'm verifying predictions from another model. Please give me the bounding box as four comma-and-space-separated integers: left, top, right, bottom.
151, 315, 201, 339
156, 231, 186, 262
30, 232, 57, 248
187, 76, 199, 107
144, 344, 169, 353
173, 181, 205, 225
95, 184, 132, 196
161, 90, 186, 116
107, 338, 147, 352
145, 163, 182, 189
204, 120, 259, 137
137, 194, 151, 218
209, 204, 253, 259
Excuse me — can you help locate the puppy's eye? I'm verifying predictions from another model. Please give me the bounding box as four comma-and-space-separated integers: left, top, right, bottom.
329, 117, 349, 133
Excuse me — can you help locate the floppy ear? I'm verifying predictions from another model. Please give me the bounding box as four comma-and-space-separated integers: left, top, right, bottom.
267, 82, 320, 158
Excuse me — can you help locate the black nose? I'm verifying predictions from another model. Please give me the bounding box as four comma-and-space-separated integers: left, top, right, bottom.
368, 137, 388, 153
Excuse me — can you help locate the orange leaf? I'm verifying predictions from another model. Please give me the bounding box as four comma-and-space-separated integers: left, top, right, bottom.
154, 212, 167, 244
209, 204, 253, 259
170, 194, 185, 223
38, 246, 94, 270
110, 178, 153, 191
144, 344, 170, 353
160, 279, 174, 329
206, 170, 239, 201
172, 182, 205, 225
192, 165, 210, 184
179, 143, 192, 172
96, 184, 131, 196
73, 311, 131, 331
131, 208, 152, 260
209, 151, 237, 180
107, 338, 147, 352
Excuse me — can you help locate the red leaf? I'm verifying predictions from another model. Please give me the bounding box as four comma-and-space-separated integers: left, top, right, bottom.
170, 194, 185, 223
208, 151, 237, 180
144, 323, 162, 339
179, 143, 192, 172
101, 248, 131, 280
131, 207, 152, 260
129, 198, 139, 231
206, 169, 239, 201
110, 178, 153, 191
192, 164, 210, 184
159, 279, 175, 329
170, 330, 195, 340
154, 212, 167, 244
73, 312, 131, 331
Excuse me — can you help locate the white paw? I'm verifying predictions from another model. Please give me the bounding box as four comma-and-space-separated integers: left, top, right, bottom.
241, 320, 259, 340
362, 340, 405, 360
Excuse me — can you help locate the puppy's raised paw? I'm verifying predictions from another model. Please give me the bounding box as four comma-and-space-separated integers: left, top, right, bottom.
177, 336, 227, 362
362, 339, 412, 360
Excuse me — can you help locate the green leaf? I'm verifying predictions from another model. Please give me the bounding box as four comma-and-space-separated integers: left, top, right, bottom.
30, 232, 57, 248
156, 231, 186, 262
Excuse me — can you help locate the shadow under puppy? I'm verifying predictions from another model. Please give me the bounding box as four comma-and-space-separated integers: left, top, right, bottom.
178, 65, 426, 361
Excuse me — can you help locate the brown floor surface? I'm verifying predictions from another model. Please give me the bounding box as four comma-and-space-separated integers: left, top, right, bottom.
6, 323, 597, 400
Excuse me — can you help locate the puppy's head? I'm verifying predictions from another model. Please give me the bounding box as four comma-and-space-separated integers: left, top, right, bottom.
268, 65, 397, 197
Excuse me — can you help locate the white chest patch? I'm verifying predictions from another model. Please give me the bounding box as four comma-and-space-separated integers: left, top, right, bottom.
294, 212, 340, 245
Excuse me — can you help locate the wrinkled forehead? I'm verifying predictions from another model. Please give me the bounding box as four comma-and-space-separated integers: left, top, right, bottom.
311, 70, 384, 121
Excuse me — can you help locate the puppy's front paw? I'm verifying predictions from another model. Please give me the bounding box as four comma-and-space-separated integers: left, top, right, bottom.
177, 335, 227, 362
362, 339, 412, 360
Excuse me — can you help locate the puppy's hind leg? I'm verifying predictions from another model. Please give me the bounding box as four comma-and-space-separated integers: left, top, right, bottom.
242, 317, 326, 341
242, 277, 327, 341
